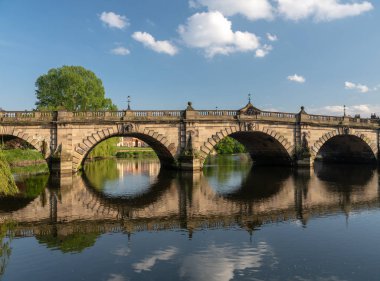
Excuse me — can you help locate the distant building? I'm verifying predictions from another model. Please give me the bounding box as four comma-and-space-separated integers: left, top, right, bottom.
117, 137, 148, 147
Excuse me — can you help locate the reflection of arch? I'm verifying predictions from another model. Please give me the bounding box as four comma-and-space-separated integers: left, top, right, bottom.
208, 166, 292, 202
72, 126, 176, 171
315, 162, 374, 189
199, 126, 293, 166
81, 169, 175, 215
310, 130, 377, 164
0, 126, 49, 159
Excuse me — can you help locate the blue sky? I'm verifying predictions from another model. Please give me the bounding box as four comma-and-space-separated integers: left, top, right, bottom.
0, 0, 379, 116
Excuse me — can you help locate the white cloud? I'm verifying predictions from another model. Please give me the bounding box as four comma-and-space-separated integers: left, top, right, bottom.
266, 33, 278, 41
277, 0, 374, 22
100, 12, 129, 29
132, 32, 178, 56
111, 46, 130, 56
255, 44, 273, 58
178, 11, 261, 57
287, 74, 305, 83
190, 0, 274, 21
344, 81, 370, 93
133, 247, 177, 273
310, 104, 380, 117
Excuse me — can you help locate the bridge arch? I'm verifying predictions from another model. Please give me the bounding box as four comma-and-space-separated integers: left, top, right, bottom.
310, 129, 378, 164
72, 125, 177, 172
199, 125, 294, 166
0, 126, 50, 163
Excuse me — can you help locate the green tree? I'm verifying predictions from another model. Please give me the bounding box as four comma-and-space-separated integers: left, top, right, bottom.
35, 66, 118, 158
35, 65, 116, 111
214, 137, 246, 155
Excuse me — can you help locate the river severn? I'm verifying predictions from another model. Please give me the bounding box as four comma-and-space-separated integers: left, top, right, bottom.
1, 155, 380, 281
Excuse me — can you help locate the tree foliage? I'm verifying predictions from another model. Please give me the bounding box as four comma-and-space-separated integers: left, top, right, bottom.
0, 151, 18, 196
214, 137, 246, 155
35, 65, 116, 111
35, 66, 118, 158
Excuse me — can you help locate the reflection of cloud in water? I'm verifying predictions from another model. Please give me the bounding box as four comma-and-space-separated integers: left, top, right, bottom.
133, 246, 177, 273
180, 242, 274, 281
107, 273, 127, 281
113, 246, 130, 257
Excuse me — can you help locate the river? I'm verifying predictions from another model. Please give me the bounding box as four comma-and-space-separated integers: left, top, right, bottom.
1, 155, 380, 281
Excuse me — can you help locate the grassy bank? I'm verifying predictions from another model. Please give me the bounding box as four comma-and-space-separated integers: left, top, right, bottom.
1, 149, 49, 174
2, 149, 45, 164
115, 147, 157, 158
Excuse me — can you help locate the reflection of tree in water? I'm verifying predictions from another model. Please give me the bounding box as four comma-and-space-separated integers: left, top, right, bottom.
0, 221, 16, 278
36, 230, 100, 254
0, 174, 48, 212
83, 159, 119, 190
221, 167, 292, 202
203, 154, 252, 184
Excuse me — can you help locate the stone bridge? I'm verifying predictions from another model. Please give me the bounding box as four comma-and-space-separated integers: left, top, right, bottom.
0, 102, 379, 174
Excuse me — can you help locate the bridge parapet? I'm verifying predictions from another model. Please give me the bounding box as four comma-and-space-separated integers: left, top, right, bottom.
0, 111, 55, 122
0, 110, 378, 128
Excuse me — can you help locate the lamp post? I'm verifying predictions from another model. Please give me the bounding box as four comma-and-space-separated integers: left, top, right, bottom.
127, 96, 131, 110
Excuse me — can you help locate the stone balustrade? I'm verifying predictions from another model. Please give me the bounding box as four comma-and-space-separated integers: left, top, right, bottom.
0, 108, 378, 128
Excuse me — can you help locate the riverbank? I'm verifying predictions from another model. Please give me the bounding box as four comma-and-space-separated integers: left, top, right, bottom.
1, 149, 49, 174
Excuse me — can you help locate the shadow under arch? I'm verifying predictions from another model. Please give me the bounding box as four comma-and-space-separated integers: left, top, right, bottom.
230, 131, 292, 165
314, 134, 377, 165
200, 130, 293, 167
79, 133, 176, 170
81, 167, 176, 212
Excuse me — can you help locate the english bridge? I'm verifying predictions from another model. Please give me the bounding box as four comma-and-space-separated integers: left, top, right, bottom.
0, 102, 379, 174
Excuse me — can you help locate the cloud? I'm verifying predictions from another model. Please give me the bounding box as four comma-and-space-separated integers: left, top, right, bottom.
266, 33, 278, 41
255, 44, 273, 58
111, 46, 130, 56
190, 0, 274, 21
344, 81, 370, 93
310, 104, 380, 117
287, 74, 305, 83
132, 32, 178, 55
178, 11, 261, 57
133, 247, 177, 273
277, 0, 374, 22
100, 12, 129, 29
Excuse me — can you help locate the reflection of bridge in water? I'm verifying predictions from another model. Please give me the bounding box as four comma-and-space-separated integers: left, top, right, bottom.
1, 162, 379, 238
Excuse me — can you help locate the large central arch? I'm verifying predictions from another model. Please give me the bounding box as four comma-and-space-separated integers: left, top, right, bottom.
199, 126, 294, 166
72, 126, 177, 172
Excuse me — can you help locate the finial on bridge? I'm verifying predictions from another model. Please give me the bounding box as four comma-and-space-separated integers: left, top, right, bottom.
248, 93, 251, 104
186, 101, 194, 110
343, 105, 346, 117
127, 95, 131, 110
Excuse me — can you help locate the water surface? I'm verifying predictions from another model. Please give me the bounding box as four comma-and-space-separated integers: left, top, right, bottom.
1, 156, 380, 281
